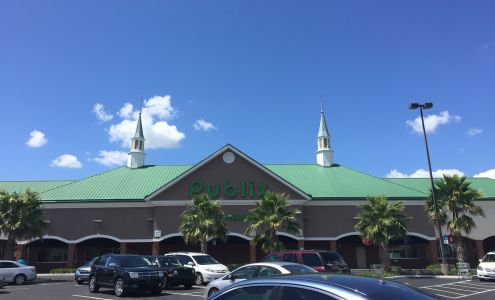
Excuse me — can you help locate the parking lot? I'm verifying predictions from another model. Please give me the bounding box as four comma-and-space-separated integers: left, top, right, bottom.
0, 276, 205, 300
398, 278, 495, 300
1, 276, 495, 299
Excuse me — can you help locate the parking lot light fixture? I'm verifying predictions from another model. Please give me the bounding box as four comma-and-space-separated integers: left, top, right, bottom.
409, 102, 447, 272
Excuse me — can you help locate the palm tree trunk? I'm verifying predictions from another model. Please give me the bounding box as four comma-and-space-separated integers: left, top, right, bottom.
4, 234, 16, 260
454, 235, 465, 262
200, 237, 207, 254
378, 242, 391, 271
271, 228, 277, 253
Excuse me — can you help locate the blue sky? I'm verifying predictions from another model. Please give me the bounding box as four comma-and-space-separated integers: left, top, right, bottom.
1, 1, 494, 181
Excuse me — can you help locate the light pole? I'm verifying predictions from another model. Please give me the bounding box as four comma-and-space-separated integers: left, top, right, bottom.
408, 102, 447, 270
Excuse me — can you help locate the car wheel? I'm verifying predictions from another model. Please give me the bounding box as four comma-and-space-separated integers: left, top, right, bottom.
208, 288, 219, 297
89, 276, 99, 293
114, 278, 126, 297
14, 274, 26, 285
195, 273, 204, 285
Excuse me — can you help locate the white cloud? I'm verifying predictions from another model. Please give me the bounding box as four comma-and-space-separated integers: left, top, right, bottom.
474, 169, 495, 179
193, 119, 217, 131
51, 154, 82, 168
108, 95, 185, 149
467, 128, 483, 136
93, 103, 113, 122
118, 103, 134, 118
26, 130, 48, 148
386, 168, 465, 178
94, 150, 128, 166
406, 111, 461, 134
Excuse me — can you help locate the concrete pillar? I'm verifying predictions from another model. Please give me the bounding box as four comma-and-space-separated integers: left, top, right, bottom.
67, 244, 76, 267
330, 240, 337, 251
297, 240, 305, 250
152, 242, 160, 256
427, 240, 439, 264
249, 243, 256, 263
475, 240, 485, 262
120, 243, 128, 254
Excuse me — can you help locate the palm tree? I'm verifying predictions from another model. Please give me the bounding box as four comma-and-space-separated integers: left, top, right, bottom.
355, 196, 409, 270
179, 193, 228, 254
0, 189, 46, 260
426, 175, 484, 262
244, 192, 300, 254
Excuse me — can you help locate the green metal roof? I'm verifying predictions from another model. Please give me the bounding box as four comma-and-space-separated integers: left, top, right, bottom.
0, 181, 75, 194
265, 164, 427, 199
385, 178, 495, 199
40, 165, 191, 202
2, 164, 494, 202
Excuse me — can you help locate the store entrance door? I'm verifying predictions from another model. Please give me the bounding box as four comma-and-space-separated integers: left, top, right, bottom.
356, 247, 367, 269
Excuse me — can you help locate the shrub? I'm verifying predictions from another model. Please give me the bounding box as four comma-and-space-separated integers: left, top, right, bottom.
50, 268, 76, 274
226, 263, 243, 271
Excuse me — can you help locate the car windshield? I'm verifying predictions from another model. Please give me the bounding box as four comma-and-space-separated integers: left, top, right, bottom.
158, 257, 182, 267
117, 256, 152, 267
84, 257, 99, 267
192, 255, 218, 265
282, 264, 318, 274
320, 252, 343, 263
483, 254, 495, 262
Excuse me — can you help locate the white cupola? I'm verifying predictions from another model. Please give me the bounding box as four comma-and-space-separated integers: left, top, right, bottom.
127, 111, 145, 168
316, 104, 334, 167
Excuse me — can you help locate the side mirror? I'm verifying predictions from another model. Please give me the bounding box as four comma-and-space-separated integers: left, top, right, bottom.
108, 263, 116, 267
187, 262, 195, 266
479, 259, 483, 263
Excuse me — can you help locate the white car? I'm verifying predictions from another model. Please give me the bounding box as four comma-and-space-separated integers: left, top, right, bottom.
0, 260, 37, 285
477, 251, 495, 281
164, 252, 229, 285
204, 261, 317, 298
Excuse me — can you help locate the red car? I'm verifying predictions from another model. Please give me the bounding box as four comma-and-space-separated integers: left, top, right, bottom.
261, 250, 349, 273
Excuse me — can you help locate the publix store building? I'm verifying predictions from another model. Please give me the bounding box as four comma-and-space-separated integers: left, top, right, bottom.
1, 111, 495, 273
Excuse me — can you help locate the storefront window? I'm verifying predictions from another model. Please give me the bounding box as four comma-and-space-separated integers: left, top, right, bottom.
389, 245, 419, 259
37, 247, 68, 262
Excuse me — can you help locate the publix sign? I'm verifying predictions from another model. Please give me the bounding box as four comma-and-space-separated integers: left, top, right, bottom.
189, 179, 268, 199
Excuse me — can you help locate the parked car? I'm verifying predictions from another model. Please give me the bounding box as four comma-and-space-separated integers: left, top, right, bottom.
204, 261, 317, 298
165, 252, 229, 285
206, 273, 441, 300
145, 255, 196, 289
262, 250, 349, 273
0, 260, 37, 285
75, 257, 99, 284
477, 251, 495, 281
88, 254, 165, 297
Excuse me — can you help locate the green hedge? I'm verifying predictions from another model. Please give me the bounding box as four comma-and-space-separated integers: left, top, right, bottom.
226, 264, 243, 271
50, 268, 76, 273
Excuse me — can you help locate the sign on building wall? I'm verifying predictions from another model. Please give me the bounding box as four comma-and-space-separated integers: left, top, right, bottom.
189, 179, 268, 199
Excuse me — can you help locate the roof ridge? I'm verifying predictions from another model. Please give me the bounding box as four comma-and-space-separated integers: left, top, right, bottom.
338, 165, 428, 196
40, 166, 126, 196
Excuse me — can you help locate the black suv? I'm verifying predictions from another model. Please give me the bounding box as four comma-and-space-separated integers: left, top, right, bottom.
88, 254, 165, 297
146, 256, 196, 289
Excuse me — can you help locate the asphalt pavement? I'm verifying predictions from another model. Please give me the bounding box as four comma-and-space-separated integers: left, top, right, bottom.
1, 275, 495, 300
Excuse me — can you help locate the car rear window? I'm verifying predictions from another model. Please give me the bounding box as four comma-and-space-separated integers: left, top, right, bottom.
262, 254, 281, 262
282, 253, 297, 263
320, 252, 343, 263
301, 253, 322, 267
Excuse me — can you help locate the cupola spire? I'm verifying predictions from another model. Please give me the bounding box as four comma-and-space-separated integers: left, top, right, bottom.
316, 98, 333, 167
127, 109, 145, 168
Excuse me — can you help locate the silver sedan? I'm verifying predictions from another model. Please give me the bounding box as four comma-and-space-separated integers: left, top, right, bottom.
0, 260, 37, 285
204, 262, 316, 298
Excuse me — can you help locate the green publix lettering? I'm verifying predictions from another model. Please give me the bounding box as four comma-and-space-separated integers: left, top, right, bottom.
189, 179, 267, 199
